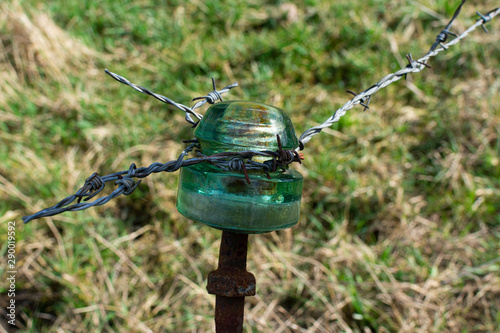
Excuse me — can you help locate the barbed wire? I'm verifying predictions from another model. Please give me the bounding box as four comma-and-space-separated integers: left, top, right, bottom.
105, 69, 239, 126
22, 136, 303, 223
23, 3, 498, 223
298, 5, 499, 147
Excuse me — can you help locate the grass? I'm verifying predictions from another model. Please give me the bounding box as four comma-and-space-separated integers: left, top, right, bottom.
1, 0, 499, 332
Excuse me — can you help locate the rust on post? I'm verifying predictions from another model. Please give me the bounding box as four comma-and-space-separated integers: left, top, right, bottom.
214, 296, 245, 333
207, 231, 256, 332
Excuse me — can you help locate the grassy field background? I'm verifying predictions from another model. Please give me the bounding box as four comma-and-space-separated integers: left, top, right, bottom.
1, 0, 499, 332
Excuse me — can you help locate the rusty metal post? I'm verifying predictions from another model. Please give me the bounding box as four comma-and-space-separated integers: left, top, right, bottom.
207, 231, 256, 332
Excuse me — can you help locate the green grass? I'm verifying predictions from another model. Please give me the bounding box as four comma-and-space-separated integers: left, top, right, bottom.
1, 0, 499, 332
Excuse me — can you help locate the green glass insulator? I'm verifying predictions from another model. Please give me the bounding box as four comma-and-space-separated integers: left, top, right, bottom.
176, 101, 303, 234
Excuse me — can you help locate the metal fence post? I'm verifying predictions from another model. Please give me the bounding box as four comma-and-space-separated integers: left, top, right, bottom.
207, 231, 256, 332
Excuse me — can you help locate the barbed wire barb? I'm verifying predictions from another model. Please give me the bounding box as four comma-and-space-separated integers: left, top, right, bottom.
192, 78, 239, 110
298, 4, 499, 147
477, 11, 493, 33
403, 53, 431, 80
346, 90, 371, 111
429, 0, 466, 52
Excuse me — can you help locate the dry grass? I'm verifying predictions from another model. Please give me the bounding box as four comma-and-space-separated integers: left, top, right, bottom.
1, 1, 499, 332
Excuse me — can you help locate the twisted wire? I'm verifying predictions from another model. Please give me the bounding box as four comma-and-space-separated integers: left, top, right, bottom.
105, 69, 238, 127
23, 142, 196, 223
206, 135, 304, 183
299, 5, 499, 147
22, 138, 303, 223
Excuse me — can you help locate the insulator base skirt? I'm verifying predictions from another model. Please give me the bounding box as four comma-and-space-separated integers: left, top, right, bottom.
176, 164, 303, 234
